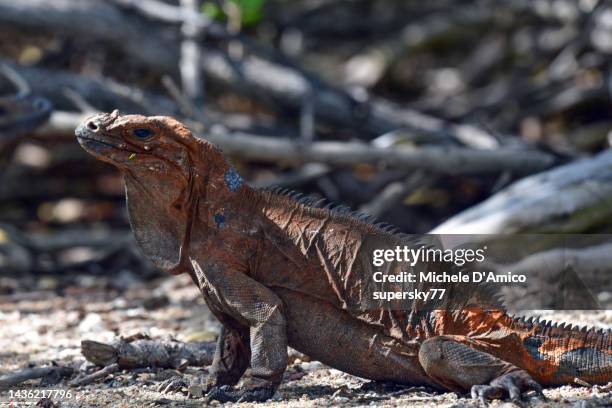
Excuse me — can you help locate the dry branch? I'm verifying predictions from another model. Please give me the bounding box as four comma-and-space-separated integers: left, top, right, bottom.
69, 364, 119, 387
36, 111, 556, 175
205, 130, 553, 175
80, 338, 215, 369
0, 366, 73, 390
432, 150, 612, 233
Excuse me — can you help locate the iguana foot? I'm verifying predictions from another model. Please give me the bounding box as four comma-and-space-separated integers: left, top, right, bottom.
205, 382, 277, 403
157, 376, 218, 398
470, 370, 546, 405
419, 336, 547, 404
157, 377, 190, 394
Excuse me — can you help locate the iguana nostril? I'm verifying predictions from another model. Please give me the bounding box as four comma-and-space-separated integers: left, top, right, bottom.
87, 121, 98, 131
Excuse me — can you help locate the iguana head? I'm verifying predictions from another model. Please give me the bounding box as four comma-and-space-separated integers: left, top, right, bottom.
75, 110, 202, 174
75, 111, 220, 274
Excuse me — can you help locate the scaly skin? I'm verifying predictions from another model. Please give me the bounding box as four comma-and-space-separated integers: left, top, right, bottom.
75, 112, 611, 403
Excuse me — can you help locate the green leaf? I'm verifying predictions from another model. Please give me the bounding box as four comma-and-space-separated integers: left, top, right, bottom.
201, 0, 266, 27
235, 0, 266, 26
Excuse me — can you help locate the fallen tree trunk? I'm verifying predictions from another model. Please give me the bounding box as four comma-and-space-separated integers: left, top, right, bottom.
432, 149, 612, 233
37, 111, 555, 175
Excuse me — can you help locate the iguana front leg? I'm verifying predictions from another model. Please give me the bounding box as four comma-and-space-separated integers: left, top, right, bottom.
191, 260, 288, 403
418, 336, 545, 404
158, 268, 286, 402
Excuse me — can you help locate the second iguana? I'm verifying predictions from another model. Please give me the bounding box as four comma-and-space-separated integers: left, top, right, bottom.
75, 112, 611, 403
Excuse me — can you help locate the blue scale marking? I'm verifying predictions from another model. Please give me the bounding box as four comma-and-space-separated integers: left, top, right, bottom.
214, 213, 226, 229
523, 336, 546, 361
224, 167, 243, 192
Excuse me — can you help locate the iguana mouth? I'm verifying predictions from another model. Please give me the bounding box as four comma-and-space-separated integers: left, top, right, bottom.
76, 134, 117, 149
76, 134, 142, 154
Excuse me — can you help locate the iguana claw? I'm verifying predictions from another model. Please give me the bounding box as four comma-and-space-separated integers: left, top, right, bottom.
157, 377, 189, 394
470, 370, 546, 405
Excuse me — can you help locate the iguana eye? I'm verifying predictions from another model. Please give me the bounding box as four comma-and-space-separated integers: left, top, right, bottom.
133, 128, 154, 139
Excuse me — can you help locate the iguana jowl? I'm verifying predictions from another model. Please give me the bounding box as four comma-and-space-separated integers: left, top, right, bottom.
75, 112, 611, 403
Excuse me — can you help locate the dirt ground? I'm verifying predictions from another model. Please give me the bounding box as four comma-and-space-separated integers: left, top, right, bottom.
1, 272, 610, 407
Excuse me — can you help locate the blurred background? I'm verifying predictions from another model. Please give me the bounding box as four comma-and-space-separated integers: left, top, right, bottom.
0, 0, 611, 405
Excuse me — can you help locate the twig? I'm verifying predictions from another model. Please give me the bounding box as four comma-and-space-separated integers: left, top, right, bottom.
69, 363, 119, 387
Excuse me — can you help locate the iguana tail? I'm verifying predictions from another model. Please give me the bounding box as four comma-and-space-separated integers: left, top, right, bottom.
432, 309, 611, 386
510, 315, 611, 386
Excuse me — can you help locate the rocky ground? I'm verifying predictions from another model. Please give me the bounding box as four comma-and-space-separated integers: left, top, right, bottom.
0, 272, 610, 407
